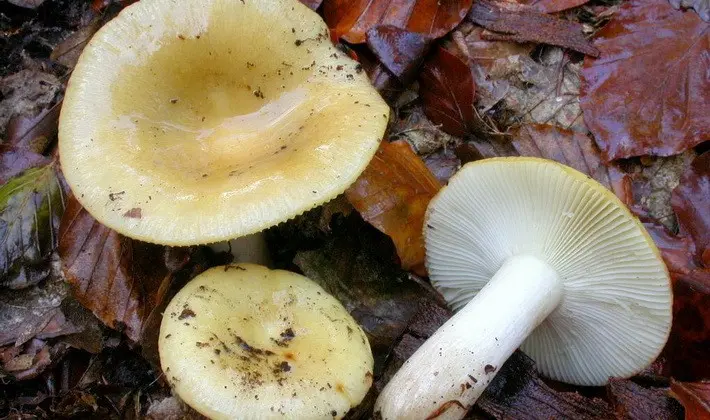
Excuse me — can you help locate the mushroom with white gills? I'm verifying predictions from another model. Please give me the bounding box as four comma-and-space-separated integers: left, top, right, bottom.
58, 0, 389, 252
374, 157, 673, 419
159, 264, 374, 419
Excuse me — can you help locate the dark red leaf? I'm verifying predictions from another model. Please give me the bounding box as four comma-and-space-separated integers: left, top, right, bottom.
419, 47, 476, 137
366, 25, 433, 84
670, 380, 710, 420
299, 0, 323, 10
580, 0, 709, 161
672, 152, 710, 267
467, 0, 599, 56
58, 195, 192, 342
607, 378, 683, 419
663, 269, 710, 380
527, 0, 591, 13
643, 221, 699, 275
324, 0, 473, 44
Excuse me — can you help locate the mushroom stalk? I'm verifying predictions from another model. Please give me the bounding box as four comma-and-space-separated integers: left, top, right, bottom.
375, 255, 562, 420
209, 233, 272, 266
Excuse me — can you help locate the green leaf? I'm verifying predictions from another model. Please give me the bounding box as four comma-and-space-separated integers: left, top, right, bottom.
0, 162, 65, 289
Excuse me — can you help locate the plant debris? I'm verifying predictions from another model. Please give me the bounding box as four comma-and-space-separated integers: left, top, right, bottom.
467, 0, 599, 56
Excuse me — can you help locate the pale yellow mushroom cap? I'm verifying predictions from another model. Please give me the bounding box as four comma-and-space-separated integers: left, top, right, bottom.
159, 264, 374, 419
58, 0, 389, 245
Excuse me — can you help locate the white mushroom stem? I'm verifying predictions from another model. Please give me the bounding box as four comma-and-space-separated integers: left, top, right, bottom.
374, 255, 562, 420
208, 233, 272, 266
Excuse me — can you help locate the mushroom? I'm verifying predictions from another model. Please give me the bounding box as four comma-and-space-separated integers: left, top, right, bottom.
159, 263, 374, 419
58, 0, 389, 246
374, 157, 673, 419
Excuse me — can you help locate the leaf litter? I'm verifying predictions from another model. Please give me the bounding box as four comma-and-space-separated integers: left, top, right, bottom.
0, 0, 709, 418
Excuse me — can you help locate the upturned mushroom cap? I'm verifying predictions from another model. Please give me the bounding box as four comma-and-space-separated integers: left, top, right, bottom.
159, 264, 374, 419
424, 157, 672, 386
58, 0, 389, 245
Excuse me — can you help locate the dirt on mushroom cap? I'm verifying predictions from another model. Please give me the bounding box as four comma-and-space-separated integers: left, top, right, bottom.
158, 263, 374, 420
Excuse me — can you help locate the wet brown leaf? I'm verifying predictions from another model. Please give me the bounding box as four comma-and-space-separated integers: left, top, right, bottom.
366, 26, 433, 84
670, 380, 710, 419
527, 0, 591, 14
299, 0, 323, 10
58, 195, 192, 342
324, 0, 473, 44
672, 152, 710, 267
663, 269, 710, 381
669, 0, 710, 22
419, 47, 476, 137
0, 146, 50, 186
607, 378, 683, 420
345, 140, 441, 275
467, 0, 599, 56
580, 0, 709, 161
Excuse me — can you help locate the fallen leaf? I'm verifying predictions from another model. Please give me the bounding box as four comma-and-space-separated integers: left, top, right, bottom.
580, 0, 710, 161
0, 146, 51, 185
58, 195, 193, 342
453, 27, 585, 131
663, 269, 710, 381
460, 124, 632, 204
324, 0, 473, 43
629, 153, 697, 232
0, 275, 78, 347
6, 0, 45, 9
643, 220, 698, 275
527, 0, 591, 14
51, 19, 103, 69
0, 161, 66, 289
671, 152, 710, 267
669, 0, 710, 22
5, 102, 61, 153
299, 0, 323, 10
467, 0, 599, 56
419, 47, 476, 137
345, 140, 441, 274
670, 380, 710, 420
389, 104, 458, 155
0, 339, 67, 381
422, 147, 461, 184
366, 26, 433, 85
511, 124, 632, 203
293, 213, 445, 373
607, 378, 683, 419
0, 70, 61, 139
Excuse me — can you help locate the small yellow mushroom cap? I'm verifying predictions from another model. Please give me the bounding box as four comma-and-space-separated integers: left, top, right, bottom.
159, 264, 374, 420
58, 0, 389, 245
